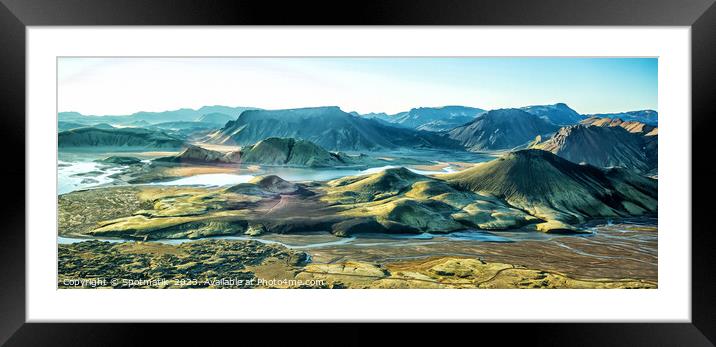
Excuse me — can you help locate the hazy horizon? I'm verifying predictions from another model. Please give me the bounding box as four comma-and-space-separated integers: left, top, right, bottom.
59, 57, 658, 116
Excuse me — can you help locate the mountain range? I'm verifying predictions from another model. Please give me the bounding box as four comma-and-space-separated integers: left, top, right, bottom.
355, 106, 485, 132
156, 137, 357, 168
520, 103, 583, 125
530, 117, 658, 174
447, 108, 559, 151
57, 104, 658, 158
58, 127, 185, 149
583, 110, 658, 126
58, 105, 258, 126
205, 106, 462, 151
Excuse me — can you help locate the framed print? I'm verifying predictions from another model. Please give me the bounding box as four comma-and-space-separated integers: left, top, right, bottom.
2, 0, 716, 345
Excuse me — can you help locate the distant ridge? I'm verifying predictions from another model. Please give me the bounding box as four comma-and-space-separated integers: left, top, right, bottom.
447, 108, 559, 151
58, 105, 259, 125
355, 106, 485, 132
583, 110, 657, 126
520, 103, 583, 125
58, 127, 185, 149
206, 106, 463, 151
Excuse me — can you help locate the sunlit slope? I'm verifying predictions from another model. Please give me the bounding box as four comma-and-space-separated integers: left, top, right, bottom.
444, 149, 657, 231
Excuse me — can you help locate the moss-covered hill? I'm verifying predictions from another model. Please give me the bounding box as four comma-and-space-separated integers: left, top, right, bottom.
59, 151, 656, 240
443, 149, 657, 232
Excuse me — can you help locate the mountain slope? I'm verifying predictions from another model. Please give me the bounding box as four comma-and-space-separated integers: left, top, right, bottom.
443, 149, 657, 231
156, 138, 356, 167
531, 117, 658, 174
366, 106, 485, 132
447, 108, 559, 151
58, 127, 185, 149
196, 112, 236, 125
520, 103, 583, 125
206, 106, 462, 151
238, 137, 354, 167
584, 110, 658, 126
580, 116, 658, 136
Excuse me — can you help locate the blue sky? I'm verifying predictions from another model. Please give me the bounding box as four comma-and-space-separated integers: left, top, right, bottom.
58, 57, 657, 115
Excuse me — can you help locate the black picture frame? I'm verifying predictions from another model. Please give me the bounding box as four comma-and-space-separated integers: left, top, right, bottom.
1, 0, 714, 345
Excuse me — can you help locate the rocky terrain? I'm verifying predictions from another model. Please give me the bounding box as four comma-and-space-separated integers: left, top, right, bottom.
58, 239, 310, 288
447, 108, 559, 151
58, 239, 655, 289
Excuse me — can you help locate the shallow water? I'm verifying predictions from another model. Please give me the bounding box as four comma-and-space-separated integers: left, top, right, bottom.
149, 165, 457, 188
57, 160, 126, 195
58, 150, 466, 194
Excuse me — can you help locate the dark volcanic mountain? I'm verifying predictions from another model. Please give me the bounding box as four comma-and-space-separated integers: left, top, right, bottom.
157, 137, 357, 168
584, 110, 658, 126
206, 106, 462, 151
520, 103, 583, 125
58, 127, 185, 149
362, 106, 485, 132
447, 108, 559, 151
444, 149, 657, 231
531, 118, 657, 174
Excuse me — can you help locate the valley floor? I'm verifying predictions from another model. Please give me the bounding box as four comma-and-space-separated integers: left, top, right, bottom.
56, 148, 657, 289
58, 219, 656, 289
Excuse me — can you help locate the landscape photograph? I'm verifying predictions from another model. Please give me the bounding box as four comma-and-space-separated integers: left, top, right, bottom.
57, 57, 658, 289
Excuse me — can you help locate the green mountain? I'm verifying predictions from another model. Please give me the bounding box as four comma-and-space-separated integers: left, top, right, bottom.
58, 127, 185, 149
156, 137, 357, 168
206, 106, 462, 151
447, 108, 559, 151
444, 149, 657, 232
531, 118, 657, 174
239, 137, 355, 167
